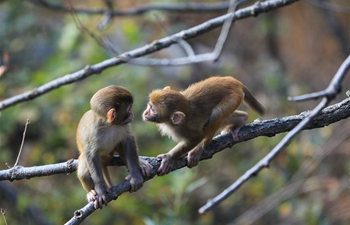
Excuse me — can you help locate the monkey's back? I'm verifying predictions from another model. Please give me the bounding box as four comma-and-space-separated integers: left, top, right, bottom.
181, 76, 244, 113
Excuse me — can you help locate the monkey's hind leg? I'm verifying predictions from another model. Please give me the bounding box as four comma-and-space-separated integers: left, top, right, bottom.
77, 155, 96, 202
220, 110, 248, 141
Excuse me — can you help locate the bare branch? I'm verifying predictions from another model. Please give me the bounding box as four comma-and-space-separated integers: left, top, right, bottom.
153, 13, 195, 57
29, 1, 231, 16
199, 55, 350, 214
289, 55, 350, 102
0, 0, 300, 111
0, 160, 77, 181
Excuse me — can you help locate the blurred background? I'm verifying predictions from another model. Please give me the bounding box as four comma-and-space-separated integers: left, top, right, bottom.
0, 0, 350, 224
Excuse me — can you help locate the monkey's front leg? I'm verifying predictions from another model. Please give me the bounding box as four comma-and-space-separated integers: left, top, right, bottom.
123, 135, 147, 192
187, 144, 205, 168
125, 160, 152, 191
86, 151, 111, 209
157, 153, 176, 176
138, 159, 152, 177
157, 141, 189, 176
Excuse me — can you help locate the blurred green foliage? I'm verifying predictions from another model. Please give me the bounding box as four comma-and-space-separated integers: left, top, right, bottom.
1, 0, 350, 225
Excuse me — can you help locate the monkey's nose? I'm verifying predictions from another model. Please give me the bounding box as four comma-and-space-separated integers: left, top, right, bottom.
142, 111, 148, 120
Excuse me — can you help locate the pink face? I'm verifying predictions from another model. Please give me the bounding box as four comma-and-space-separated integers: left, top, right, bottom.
142, 102, 160, 123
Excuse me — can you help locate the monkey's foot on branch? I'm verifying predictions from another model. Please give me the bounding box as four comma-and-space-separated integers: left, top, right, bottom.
221, 127, 241, 141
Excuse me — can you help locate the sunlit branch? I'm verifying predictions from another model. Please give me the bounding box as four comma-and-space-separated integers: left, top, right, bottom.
198, 55, 350, 214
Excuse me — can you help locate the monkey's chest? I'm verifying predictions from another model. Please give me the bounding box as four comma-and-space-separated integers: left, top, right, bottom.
97, 125, 129, 153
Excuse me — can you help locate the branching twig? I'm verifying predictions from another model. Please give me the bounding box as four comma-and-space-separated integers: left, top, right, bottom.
153, 13, 195, 57
13, 119, 30, 167
198, 55, 350, 214
0, 0, 300, 111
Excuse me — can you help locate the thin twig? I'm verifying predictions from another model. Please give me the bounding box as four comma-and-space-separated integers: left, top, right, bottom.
289, 55, 350, 102
308, 0, 350, 14
125, 0, 247, 66
153, 13, 195, 57
1, 208, 8, 225
14, 119, 30, 167
212, 0, 245, 62
199, 55, 350, 214
97, 0, 114, 30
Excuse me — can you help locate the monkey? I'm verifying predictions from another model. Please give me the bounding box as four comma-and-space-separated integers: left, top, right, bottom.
76, 85, 152, 209
142, 76, 264, 176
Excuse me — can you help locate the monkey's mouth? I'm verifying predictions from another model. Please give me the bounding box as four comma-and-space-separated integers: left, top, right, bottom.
143, 116, 160, 123
121, 111, 134, 125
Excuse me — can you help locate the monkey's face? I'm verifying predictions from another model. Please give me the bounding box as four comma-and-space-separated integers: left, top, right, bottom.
142, 102, 161, 123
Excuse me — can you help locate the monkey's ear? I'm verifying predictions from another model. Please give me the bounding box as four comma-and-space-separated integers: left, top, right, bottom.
163, 86, 171, 90
107, 108, 117, 123
171, 111, 185, 124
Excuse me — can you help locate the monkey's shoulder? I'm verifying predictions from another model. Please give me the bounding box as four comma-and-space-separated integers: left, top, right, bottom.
157, 123, 182, 142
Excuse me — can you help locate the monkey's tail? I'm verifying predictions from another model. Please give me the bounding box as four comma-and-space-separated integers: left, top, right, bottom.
242, 85, 265, 116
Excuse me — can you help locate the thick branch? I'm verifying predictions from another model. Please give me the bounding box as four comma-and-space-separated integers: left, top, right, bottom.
0, 0, 300, 111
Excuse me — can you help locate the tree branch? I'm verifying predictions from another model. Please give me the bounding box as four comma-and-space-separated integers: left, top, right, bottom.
29, 1, 231, 16
0, 0, 300, 111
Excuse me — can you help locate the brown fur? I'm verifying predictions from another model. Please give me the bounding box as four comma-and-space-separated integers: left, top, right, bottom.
143, 76, 264, 175
77, 85, 152, 209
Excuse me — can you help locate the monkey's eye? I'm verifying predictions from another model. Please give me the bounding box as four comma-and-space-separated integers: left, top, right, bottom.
149, 104, 155, 113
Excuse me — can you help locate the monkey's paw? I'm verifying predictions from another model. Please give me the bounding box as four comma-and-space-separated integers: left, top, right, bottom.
157, 153, 174, 176
139, 159, 152, 177
86, 190, 97, 202
187, 146, 204, 168
125, 172, 143, 192
93, 184, 111, 209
